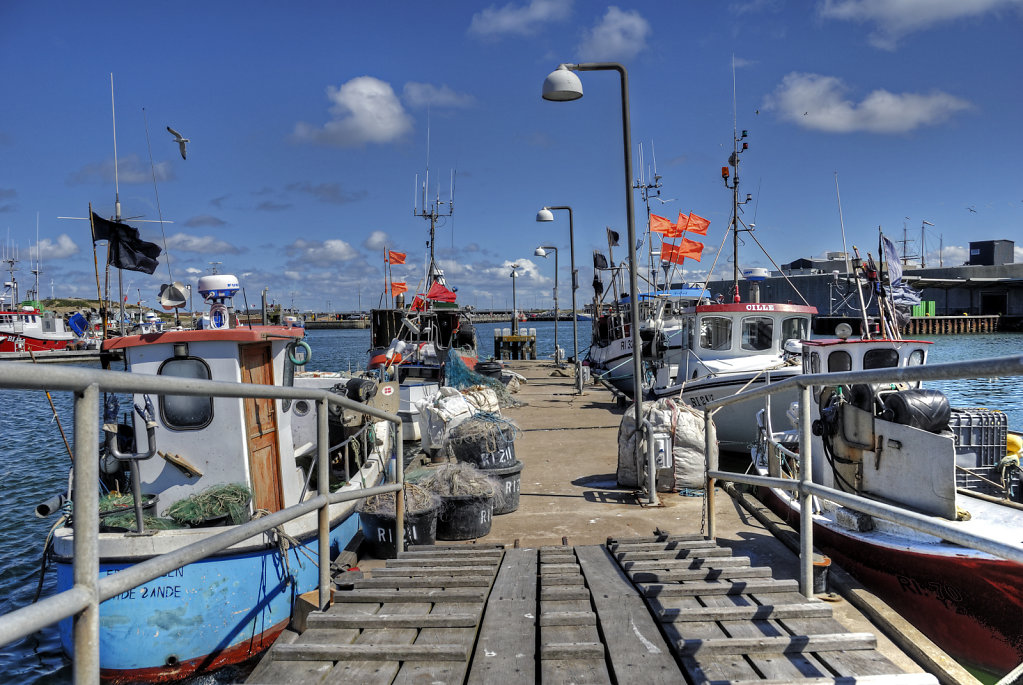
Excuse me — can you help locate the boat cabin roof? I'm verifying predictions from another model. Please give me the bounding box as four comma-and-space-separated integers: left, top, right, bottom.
802, 337, 932, 347
694, 303, 817, 315
102, 326, 304, 350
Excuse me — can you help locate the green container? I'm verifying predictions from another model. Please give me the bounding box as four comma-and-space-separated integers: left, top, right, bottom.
927, 301, 935, 316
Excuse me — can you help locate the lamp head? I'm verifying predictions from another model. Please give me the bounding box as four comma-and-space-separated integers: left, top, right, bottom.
534, 247, 548, 258
536, 207, 554, 222
542, 65, 583, 102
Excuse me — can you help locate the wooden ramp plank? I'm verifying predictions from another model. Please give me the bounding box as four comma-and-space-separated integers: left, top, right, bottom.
467, 547, 538, 685
321, 601, 429, 685
622, 556, 751, 570
575, 545, 684, 685
641, 578, 800, 596
393, 600, 483, 685
630, 565, 772, 582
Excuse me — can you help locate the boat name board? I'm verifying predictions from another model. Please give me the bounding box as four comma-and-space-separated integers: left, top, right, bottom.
744, 304, 775, 311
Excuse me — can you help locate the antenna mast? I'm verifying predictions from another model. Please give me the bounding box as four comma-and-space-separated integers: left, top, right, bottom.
633, 141, 664, 291
723, 57, 751, 301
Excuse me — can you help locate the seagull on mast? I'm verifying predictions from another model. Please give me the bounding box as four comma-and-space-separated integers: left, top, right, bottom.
167, 126, 189, 160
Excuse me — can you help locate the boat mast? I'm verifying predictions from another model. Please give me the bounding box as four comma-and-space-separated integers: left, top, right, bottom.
633, 142, 663, 291
413, 169, 454, 293
723, 59, 751, 302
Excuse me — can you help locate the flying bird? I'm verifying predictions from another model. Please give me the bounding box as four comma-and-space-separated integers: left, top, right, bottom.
167, 126, 189, 160
967, 206, 977, 213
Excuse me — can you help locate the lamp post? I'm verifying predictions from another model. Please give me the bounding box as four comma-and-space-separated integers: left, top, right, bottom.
536, 208, 580, 391
544, 63, 657, 503
510, 264, 520, 335
534, 245, 561, 367
542, 62, 643, 438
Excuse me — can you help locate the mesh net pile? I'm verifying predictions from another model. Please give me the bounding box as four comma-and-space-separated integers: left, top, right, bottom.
445, 414, 519, 460
99, 492, 180, 531
445, 350, 521, 408
166, 483, 252, 526
417, 462, 505, 507
357, 483, 439, 517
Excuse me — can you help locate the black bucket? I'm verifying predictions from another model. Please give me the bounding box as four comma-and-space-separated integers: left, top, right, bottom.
489, 460, 523, 515
436, 495, 494, 540
448, 425, 516, 469
359, 506, 438, 559
475, 360, 503, 380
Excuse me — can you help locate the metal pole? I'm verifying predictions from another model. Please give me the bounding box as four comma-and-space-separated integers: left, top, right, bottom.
396, 420, 405, 555
316, 399, 330, 609
798, 384, 814, 597
644, 420, 658, 505
73, 383, 100, 685
548, 208, 580, 389
553, 248, 559, 365
705, 410, 716, 540
511, 271, 518, 335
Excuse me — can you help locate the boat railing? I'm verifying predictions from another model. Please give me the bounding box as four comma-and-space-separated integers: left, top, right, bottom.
0, 360, 405, 684
699, 353, 1023, 600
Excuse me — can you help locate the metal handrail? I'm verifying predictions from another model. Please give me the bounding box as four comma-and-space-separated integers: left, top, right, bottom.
702, 353, 1023, 598
0, 361, 404, 684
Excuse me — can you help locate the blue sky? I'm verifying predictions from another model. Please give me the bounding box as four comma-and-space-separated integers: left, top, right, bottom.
2, 1, 1021, 312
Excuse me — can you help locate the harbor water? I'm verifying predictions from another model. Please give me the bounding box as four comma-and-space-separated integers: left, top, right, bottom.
0, 324, 1020, 684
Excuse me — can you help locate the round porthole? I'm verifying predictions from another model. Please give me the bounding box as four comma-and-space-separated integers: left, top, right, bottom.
293, 399, 311, 416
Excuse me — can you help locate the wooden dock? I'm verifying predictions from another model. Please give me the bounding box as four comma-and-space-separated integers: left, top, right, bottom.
245, 536, 936, 684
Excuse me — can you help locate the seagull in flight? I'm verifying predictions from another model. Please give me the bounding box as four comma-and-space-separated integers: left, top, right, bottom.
167, 126, 189, 160
967, 205, 977, 213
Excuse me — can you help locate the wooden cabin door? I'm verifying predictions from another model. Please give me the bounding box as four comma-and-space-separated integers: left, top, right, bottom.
241, 343, 284, 512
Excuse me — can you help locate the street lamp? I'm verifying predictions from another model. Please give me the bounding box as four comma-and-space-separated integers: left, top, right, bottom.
543, 62, 648, 498
534, 245, 561, 366
509, 264, 520, 335
537, 209, 579, 390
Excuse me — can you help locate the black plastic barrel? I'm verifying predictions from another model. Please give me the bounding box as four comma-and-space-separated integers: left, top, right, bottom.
489, 460, 523, 515
359, 506, 438, 559
475, 361, 503, 380
436, 495, 493, 540
448, 425, 516, 469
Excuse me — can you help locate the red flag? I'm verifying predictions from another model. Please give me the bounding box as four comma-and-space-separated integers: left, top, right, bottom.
425, 281, 457, 302
409, 295, 426, 312
390, 281, 408, 296
649, 214, 675, 235
675, 212, 689, 235
387, 250, 406, 265
661, 238, 704, 264
685, 212, 710, 236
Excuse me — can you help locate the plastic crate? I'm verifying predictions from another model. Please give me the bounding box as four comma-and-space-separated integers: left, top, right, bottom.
949, 408, 1007, 468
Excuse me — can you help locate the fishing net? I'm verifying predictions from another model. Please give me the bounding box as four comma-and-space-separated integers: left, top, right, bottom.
357, 483, 439, 517
418, 463, 504, 507
166, 483, 252, 527
98, 492, 181, 531
445, 413, 520, 461
445, 349, 521, 408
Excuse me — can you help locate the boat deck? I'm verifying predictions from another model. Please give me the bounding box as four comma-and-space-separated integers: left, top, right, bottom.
245, 538, 936, 684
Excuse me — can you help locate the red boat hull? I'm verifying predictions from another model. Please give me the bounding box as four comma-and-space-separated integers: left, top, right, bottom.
0, 333, 71, 352
759, 487, 1023, 676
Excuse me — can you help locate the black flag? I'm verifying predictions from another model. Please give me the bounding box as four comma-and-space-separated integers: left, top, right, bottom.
91, 212, 162, 274
593, 251, 608, 270
607, 228, 619, 246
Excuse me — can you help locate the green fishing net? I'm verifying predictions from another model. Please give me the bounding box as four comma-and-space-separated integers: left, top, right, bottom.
166, 483, 252, 526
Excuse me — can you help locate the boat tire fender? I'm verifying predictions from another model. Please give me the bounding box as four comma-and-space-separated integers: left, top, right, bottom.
288, 339, 311, 366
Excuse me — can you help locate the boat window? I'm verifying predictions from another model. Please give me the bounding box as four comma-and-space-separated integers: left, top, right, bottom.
699, 317, 732, 351
740, 316, 773, 351
781, 317, 808, 342
827, 351, 852, 372
907, 349, 925, 366
158, 358, 213, 430
863, 348, 900, 369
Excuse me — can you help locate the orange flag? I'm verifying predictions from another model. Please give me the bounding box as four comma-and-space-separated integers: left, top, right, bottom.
387, 250, 406, 265
685, 212, 710, 236
675, 212, 689, 236
390, 281, 408, 296
649, 214, 676, 235
661, 238, 704, 264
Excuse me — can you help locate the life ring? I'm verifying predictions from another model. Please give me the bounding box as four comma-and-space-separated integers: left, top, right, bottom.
288, 340, 312, 366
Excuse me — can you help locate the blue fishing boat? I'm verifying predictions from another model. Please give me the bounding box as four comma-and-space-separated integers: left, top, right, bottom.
47, 275, 395, 682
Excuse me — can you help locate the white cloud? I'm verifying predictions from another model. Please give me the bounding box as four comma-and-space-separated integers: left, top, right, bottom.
818, 0, 1023, 50
577, 6, 650, 62
286, 238, 360, 266
468, 0, 572, 37
294, 76, 413, 147
184, 214, 227, 228
762, 72, 972, 133
32, 234, 79, 260
363, 230, 390, 251
403, 83, 476, 109
165, 233, 242, 254
185, 267, 202, 275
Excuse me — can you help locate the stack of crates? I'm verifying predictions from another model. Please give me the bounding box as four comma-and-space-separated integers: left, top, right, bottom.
950, 408, 1008, 495
911, 301, 936, 317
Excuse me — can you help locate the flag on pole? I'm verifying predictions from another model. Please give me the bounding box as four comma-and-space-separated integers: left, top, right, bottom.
607, 228, 620, 246
649, 214, 675, 235
91, 212, 162, 274
390, 281, 408, 296
685, 212, 710, 236
387, 250, 406, 265
661, 238, 704, 264
425, 281, 457, 302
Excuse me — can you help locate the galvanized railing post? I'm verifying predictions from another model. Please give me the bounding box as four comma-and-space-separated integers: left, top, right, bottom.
644, 419, 659, 506
74, 383, 100, 685
395, 420, 405, 555
316, 398, 330, 609
705, 409, 716, 540
798, 384, 814, 597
